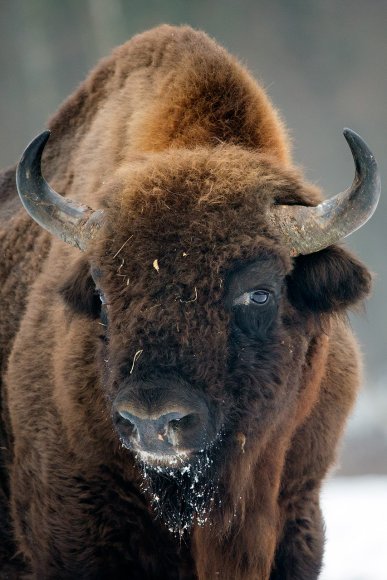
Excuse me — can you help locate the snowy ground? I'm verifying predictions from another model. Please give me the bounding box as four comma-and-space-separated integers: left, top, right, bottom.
320, 476, 387, 580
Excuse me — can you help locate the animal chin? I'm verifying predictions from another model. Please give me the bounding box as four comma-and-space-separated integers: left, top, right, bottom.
137, 446, 221, 535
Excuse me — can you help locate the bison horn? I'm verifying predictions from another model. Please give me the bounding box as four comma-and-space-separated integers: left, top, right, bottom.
269, 128, 381, 255
16, 130, 104, 251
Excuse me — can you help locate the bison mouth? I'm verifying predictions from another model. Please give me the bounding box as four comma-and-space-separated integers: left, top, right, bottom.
136, 438, 223, 535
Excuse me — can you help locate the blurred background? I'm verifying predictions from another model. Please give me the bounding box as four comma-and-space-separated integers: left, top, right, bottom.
1, 1, 386, 578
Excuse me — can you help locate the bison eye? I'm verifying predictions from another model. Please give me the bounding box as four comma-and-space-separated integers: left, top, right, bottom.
250, 290, 269, 304
98, 290, 107, 305
233, 290, 270, 307
232, 289, 276, 337
96, 290, 109, 329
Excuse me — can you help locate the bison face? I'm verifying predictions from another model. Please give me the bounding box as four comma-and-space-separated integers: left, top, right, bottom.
62, 241, 297, 532
98, 249, 290, 464
17, 137, 372, 532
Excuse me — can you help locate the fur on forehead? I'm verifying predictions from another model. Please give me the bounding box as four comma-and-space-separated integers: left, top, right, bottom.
91, 145, 321, 267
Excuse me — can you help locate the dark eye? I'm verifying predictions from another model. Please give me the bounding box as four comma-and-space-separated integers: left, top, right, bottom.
96, 289, 109, 329
250, 290, 269, 304
233, 290, 270, 307
232, 288, 277, 338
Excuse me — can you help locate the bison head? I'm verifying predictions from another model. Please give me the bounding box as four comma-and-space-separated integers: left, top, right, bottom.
16, 130, 379, 532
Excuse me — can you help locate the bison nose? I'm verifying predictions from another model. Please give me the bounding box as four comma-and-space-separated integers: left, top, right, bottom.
114, 405, 209, 457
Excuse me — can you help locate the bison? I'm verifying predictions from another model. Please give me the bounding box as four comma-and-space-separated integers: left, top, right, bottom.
0, 25, 380, 579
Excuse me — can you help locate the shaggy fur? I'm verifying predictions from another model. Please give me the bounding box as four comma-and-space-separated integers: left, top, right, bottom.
0, 25, 372, 579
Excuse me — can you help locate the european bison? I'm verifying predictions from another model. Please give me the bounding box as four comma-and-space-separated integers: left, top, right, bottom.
0, 25, 380, 579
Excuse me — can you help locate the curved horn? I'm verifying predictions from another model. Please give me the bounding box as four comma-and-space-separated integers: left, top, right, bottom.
16, 131, 104, 251
269, 129, 381, 255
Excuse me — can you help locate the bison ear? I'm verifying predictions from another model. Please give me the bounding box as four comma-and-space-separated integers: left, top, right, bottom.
59, 257, 101, 318
287, 245, 372, 314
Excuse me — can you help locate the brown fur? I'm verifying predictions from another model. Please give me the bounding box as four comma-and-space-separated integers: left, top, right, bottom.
0, 25, 372, 579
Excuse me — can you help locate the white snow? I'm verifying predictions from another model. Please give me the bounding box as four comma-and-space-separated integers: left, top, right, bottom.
320, 476, 387, 580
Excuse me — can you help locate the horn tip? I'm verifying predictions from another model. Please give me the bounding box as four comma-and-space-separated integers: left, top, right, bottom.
37, 129, 51, 146
342, 127, 358, 143
29, 129, 51, 150
342, 128, 370, 154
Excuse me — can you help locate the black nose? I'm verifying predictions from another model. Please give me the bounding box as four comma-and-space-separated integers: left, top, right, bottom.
114, 404, 211, 457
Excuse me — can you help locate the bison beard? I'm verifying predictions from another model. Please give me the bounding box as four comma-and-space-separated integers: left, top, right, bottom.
137, 440, 222, 535
0, 24, 380, 580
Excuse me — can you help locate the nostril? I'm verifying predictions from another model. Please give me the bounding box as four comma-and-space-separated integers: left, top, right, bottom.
169, 413, 200, 432
166, 413, 201, 447
117, 409, 137, 425
115, 410, 139, 440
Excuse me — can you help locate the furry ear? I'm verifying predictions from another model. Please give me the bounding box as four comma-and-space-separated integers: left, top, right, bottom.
59, 257, 100, 318
287, 245, 372, 314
